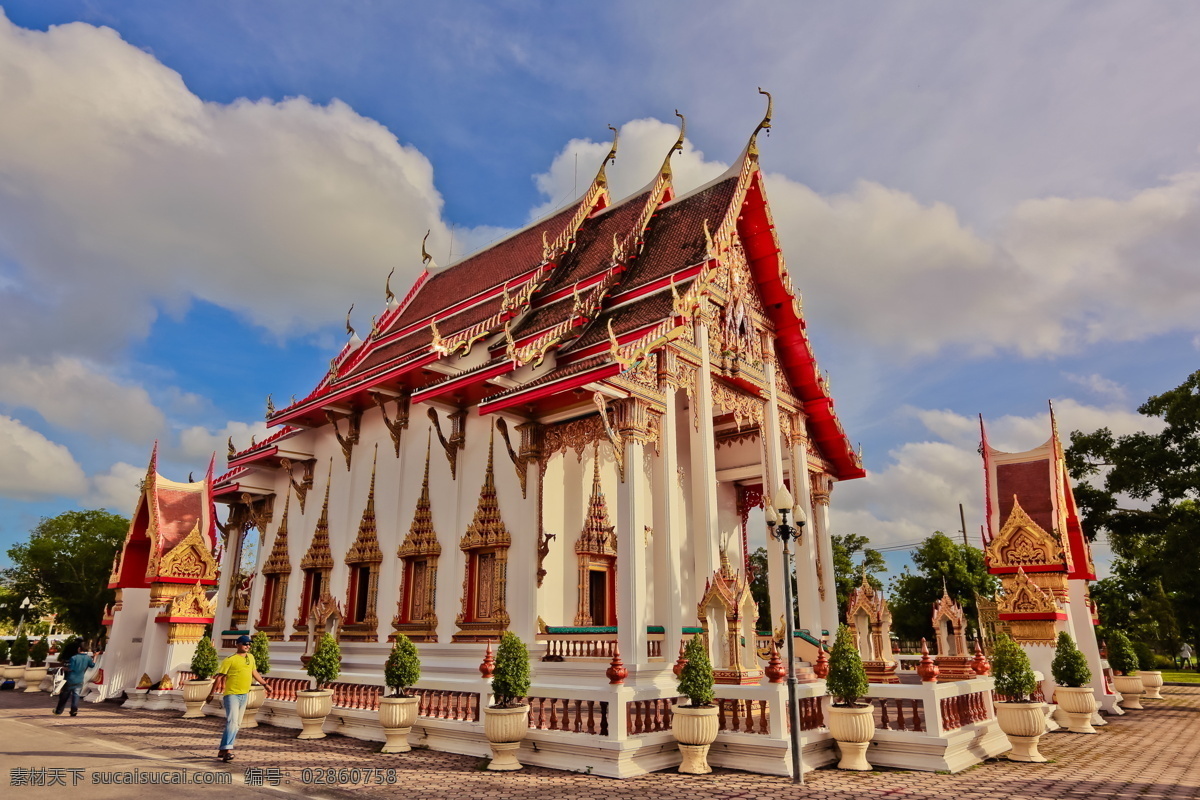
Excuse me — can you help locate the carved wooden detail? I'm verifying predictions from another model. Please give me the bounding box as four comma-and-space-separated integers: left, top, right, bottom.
394, 434, 441, 642
279, 458, 315, 514
371, 390, 410, 458
325, 408, 362, 471
428, 407, 467, 480
453, 428, 511, 642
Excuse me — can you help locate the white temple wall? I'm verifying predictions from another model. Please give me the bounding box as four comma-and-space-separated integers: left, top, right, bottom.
675, 393, 699, 630
424, 403, 471, 643
371, 410, 410, 642
653, 388, 685, 654
715, 482, 741, 569
104, 587, 151, 695
494, 411, 538, 643
538, 452, 570, 627
792, 457, 821, 636
1066, 579, 1119, 713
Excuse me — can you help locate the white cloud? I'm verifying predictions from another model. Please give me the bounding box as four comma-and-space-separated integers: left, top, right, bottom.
0, 415, 88, 499
84, 461, 145, 512
0, 10, 454, 359
528, 117, 729, 221
0, 357, 165, 441
831, 400, 1164, 550
1064, 373, 1127, 403
179, 420, 271, 462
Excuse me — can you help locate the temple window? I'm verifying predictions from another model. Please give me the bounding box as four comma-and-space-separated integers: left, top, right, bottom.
453, 429, 512, 642
342, 447, 384, 641
393, 438, 441, 643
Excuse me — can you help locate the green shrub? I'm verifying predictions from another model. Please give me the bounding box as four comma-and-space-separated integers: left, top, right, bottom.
826, 624, 870, 706
1154, 653, 1176, 670
490, 632, 531, 708
29, 637, 49, 666
249, 632, 271, 675
1106, 630, 1138, 676
992, 633, 1038, 702
306, 633, 342, 689
384, 634, 421, 697
0, 639, 9, 664
10, 634, 30, 665
1050, 631, 1092, 687
1132, 641, 1156, 672
676, 635, 715, 707
190, 636, 219, 680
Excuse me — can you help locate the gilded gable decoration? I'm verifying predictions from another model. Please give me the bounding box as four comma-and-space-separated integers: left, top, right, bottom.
574, 447, 617, 626
845, 571, 899, 683
154, 581, 215, 644
931, 582, 973, 680
299, 461, 335, 571
279, 457, 315, 514
394, 432, 441, 642
262, 491, 293, 575
371, 389, 410, 458
996, 567, 1059, 616
344, 446, 384, 565
157, 523, 219, 584
428, 407, 467, 480
986, 496, 1065, 569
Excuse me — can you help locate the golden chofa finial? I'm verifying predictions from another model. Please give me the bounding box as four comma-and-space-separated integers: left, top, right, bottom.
345, 304, 356, 338
266, 394, 275, 417
748, 87, 773, 158
421, 230, 438, 271
660, 110, 686, 180
384, 265, 396, 305
604, 124, 619, 165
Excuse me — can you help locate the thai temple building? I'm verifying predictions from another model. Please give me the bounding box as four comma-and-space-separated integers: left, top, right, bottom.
980, 405, 1119, 717
96, 96, 1017, 777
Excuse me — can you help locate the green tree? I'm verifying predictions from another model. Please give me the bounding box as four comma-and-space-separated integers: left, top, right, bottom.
748, 547, 772, 631
191, 636, 219, 681
826, 624, 869, 706
384, 634, 421, 697
1066, 370, 1200, 652
887, 532, 998, 641
306, 632, 342, 689
490, 632, 530, 708
2, 509, 129, 642
992, 633, 1037, 701
676, 635, 715, 707
832, 533, 886, 621
249, 632, 271, 675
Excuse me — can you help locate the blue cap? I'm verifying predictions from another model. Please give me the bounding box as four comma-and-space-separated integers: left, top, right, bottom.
236, 635, 252, 645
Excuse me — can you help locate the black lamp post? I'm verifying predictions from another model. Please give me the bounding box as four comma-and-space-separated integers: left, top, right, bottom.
767, 484, 807, 784
15, 596, 31, 638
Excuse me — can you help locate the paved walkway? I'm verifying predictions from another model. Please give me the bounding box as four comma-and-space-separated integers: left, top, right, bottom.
2, 686, 1197, 799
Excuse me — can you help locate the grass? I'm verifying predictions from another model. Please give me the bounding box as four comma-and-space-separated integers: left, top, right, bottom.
1160, 670, 1200, 684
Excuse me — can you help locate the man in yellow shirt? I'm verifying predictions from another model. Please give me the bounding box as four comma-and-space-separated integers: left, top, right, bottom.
215, 635, 267, 762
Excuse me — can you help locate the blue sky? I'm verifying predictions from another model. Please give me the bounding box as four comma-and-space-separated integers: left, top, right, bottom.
1, 1, 1198, 580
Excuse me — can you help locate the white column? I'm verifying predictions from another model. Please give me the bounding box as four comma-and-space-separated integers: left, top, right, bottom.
689, 322, 720, 592
657, 390, 685, 663
792, 439, 822, 635
762, 358, 788, 637
812, 476, 840, 637
615, 409, 650, 668
500, 415, 538, 644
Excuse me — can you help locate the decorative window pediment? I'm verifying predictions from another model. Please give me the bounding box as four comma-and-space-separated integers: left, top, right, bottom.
986, 495, 1065, 569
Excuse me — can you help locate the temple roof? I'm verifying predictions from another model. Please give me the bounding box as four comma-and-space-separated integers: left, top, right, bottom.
229, 107, 864, 482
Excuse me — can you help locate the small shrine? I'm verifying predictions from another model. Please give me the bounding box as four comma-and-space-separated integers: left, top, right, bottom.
696, 548, 762, 685
931, 583, 973, 681
845, 572, 899, 684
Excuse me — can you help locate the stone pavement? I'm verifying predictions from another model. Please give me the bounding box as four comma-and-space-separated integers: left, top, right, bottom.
2, 686, 1197, 799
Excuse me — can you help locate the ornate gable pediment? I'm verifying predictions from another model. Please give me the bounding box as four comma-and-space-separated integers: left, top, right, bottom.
262, 491, 292, 575
931, 584, 966, 629
575, 448, 616, 557
986, 495, 1065, 570
300, 461, 335, 571
345, 446, 384, 564
459, 432, 511, 552
846, 573, 888, 623
997, 567, 1060, 616
399, 436, 442, 559
163, 582, 216, 620
155, 523, 219, 583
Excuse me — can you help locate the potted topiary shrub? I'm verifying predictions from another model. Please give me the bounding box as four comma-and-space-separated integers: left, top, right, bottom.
825, 623, 874, 771
242, 632, 271, 728
672, 634, 718, 774
380, 634, 421, 753
992, 632, 1047, 762
483, 632, 531, 771
1050, 632, 1096, 734
1107, 630, 1143, 710
297, 632, 341, 739
183, 636, 219, 718
1133, 642, 1163, 700
10, 634, 30, 689
0, 638, 9, 667
24, 637, 51, 693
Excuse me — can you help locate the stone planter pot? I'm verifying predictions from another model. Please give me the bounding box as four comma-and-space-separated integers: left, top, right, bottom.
482, 704, 530, 771
1053, 686, 1097, 734
181, 679, 214, 718
379, 696, 419, 753
2, 664, 23, 685
828, 703, 875, 771
1140, 671, 1164, 700
23, 665, 48, 693
995, 701, 1048, 762
296, 689, 334, 739
672, 704, 720, 774
1114, 674, 1145, 710
241, 683, 267, 728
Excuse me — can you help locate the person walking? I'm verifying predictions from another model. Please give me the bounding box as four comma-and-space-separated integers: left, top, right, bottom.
214, 635, 267, 763
54, 641, 95, 717
1180, 643, 1194, 670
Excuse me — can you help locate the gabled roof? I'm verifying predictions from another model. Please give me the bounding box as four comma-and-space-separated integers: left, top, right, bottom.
244, 102, 864, 483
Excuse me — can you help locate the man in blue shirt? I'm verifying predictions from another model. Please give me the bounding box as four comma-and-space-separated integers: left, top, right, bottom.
54, 640, 95, 717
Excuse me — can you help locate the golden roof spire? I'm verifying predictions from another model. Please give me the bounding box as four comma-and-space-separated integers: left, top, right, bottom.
345, 304, 356, 338
576, 443, 615, 556
593, 124, 620, 188
459, 423, 510, 550
661, 110, 686, 179
385, 265, 396, 305
421, 230, 438, 271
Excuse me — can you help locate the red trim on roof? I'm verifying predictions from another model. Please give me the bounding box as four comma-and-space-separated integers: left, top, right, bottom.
411, 359, 515, 405
478, 361, 621, 414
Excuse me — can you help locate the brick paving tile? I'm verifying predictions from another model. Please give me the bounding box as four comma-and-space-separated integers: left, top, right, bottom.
2, 686, 1198, 799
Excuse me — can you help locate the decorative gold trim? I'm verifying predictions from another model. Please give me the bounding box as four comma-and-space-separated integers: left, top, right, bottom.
325, 409, 362, 471
453, 427, 511, 640
279, 458, 314, 514
371, 391, 410, 458
986, 496, 1066, 569
428, 408, 467, 480
157, 523, 219, 583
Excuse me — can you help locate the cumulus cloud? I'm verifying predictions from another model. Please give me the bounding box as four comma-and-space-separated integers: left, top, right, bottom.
0, 357, 165, 441
0, 10, 453, 359
830, 400, 1164, 551
1064, 373, 1127, 403
85, 461, 145, 511
0, 415, 88, 499
179, 420, 271, 462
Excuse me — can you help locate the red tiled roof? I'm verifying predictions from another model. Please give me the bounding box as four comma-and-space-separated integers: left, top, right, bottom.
540, 192, 650, 294
564, 284, 687, 353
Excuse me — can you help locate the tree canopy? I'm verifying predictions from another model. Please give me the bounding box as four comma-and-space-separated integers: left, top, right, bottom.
887, 532, 997, 641
1066, 369, 1200, 652
2, 509, 129, 643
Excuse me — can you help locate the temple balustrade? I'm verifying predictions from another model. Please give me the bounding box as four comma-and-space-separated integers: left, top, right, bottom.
537, 626, 668, 661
